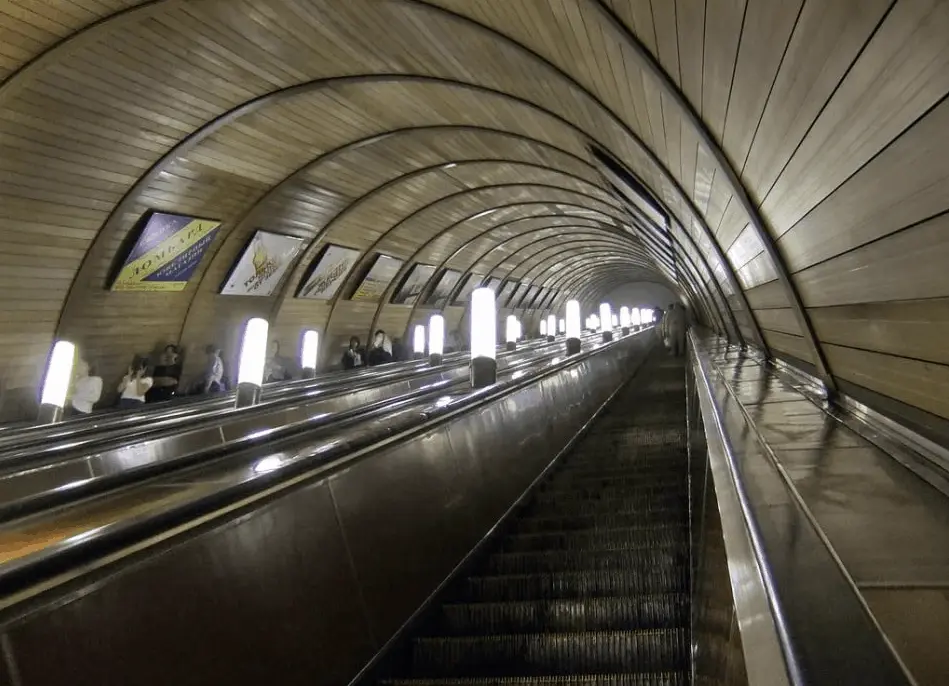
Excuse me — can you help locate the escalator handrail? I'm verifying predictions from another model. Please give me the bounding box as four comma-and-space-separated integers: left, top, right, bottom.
690, 332, 914, 686
689, 335, 797, 686
0, 338, 559, 454
0, 329, 648, 609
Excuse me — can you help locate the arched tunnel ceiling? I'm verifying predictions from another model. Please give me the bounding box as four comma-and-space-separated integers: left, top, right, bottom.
3, 0, 949, 429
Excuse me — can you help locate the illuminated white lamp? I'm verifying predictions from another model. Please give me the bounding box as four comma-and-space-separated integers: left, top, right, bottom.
470, 287, 497, 388
38, 340, 76, 424
429, 314, 445, 365
558, 318, 566, 334
619, 306, 631, 336
546, 314, 556, 342
599, 303, 613, 343
631, 307, 642, 328
590, 314, 600, 332
611, 314, 619, 329
565, 300, 582, 355
540, 319, 548, 337
237, 317, 269, 407
505, 315, 518, 351
514, 318, 522, 341
413, 324, 426, 359
300, 329, 319, 378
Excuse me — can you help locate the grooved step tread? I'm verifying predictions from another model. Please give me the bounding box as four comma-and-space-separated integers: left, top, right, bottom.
464, 569, 689, 601
502, 525, 687, 553
411, 629, 688, 677
487, 547, 686, 575
439, 594, 689, 634
516, 511, 688, 533
380, 672, 688, 685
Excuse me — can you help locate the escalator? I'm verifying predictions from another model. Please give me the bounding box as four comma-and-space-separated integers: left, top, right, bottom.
375, 355, 691, 685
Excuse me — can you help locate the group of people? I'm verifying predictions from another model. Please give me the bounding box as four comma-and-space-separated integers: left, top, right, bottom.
341, 330, 400, 369
66, 343, 227, 417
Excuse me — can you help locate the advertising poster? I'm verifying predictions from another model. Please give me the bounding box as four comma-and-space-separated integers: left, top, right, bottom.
297, 244, 361, 300
111, 211, 221, 292
351, 254, 404, 301
484, 277, 502, 293
392, 263, 436, 305
497, 280, 519, 306
426, 269, 462, 308
452, 273, 482, 306
221, 230, 305, 297
534, 288, 551, 310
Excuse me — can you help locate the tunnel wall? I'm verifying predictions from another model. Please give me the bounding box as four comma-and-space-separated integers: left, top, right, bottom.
1, 1, 948, 437
0, 332, 652, 686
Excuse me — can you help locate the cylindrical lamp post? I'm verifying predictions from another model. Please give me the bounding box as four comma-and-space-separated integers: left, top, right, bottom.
505, 315, 518, 351
631, 307, 642, 331
540, 319, 548, 338
470, 287, 497, 388
38, 340, 76, 424
236, 317, 269, 407
429, 314, 444, 365
599, 303, 613, 343
565, 300, 581, 355
300, 329, 319, 379
546, 314, 556, 342
413, 324, 426, 360
619, 306, 631, 336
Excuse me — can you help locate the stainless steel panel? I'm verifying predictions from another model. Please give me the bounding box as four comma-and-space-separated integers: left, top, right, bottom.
778, 446, 949, 584
330, 428, 481, 642
7, 482, 374, 686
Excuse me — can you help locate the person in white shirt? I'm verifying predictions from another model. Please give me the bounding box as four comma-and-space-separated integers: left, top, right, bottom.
203, 345, 224, 393
118, 358, 153, 409
69, 358, 102, 416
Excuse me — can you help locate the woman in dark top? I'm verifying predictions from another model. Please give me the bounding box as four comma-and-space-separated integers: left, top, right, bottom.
146, 344, 181, 402
341, 336, 365, 370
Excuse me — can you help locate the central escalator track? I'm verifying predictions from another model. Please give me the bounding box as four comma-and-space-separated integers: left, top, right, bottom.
374, 355, 691, 685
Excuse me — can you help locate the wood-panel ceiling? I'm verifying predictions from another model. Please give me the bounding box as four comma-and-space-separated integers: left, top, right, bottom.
1, 0, 948, 430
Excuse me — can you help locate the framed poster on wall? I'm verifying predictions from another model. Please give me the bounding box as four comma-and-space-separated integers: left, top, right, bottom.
220, 230, 305, 296
351, 254, 404, 301
451, 273, 482, 306
391, 263, 436, 305
484, 277, 502, 293
497, 280, 519, 306
296, 244, 361, 300
426, 269, 462, 308
110, 211, 221, 292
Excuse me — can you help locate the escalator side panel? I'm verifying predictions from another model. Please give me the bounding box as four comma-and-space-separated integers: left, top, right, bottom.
0, 336, 651, 686
5, 482, 375, 686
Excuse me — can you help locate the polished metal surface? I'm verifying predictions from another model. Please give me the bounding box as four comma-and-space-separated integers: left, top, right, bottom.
692, 333, 914, 685
0, 333, 650, 686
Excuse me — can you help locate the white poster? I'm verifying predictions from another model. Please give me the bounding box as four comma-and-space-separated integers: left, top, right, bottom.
297, 244, 361, 300
221, 230, 304, 297
519, 285, 540, 308
484, 277, 502, 293
352, 254, 404, 302
392, 263, 436, 305
427, 269, 462, 307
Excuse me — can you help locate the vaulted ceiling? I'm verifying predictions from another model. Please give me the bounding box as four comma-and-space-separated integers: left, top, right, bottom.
2, 0, 949, 429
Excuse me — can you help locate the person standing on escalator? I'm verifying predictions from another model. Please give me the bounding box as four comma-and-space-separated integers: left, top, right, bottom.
367, 329, 393, 366
666, 303, 688, 357
341, 336, 365, 370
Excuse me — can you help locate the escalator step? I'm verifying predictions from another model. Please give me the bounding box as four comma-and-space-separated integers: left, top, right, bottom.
526, 499, 687, 518
516, 511, 687, 534
438, 594, 689, 634
380, 672, 688, 685
502, 526, 687, 553
410, 629, 688, 677
487, 547, 686, 575
540, 483, 686, 499
464, 569, 688, 601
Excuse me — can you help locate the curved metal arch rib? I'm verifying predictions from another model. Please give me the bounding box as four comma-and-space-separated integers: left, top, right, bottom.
591, 0, 828, 382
